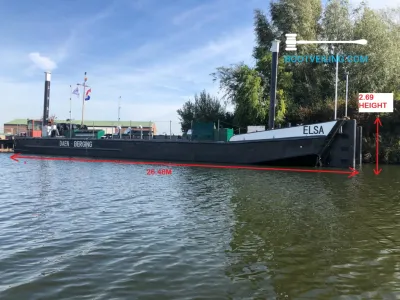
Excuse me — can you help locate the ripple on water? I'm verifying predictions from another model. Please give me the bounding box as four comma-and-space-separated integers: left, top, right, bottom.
1, 157, 400, 299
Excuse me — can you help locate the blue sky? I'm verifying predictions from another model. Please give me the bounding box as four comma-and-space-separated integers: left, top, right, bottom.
0, 0, 392, 134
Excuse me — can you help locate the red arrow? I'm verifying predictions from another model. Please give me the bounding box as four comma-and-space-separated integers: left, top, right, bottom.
10, 153, 359, 178
373, 116, 383, 175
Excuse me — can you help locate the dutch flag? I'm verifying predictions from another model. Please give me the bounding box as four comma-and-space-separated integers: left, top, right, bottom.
85, 88, 91, 101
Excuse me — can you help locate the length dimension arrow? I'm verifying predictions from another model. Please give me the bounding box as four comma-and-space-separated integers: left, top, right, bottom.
10, 153, 359, 178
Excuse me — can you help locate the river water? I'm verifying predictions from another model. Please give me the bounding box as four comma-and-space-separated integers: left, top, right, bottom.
1, 153, 400, 299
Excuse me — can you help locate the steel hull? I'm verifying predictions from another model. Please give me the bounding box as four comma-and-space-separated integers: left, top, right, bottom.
14, 136, 327, 166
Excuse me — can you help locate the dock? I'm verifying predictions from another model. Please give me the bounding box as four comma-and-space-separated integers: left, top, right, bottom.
0, 139, 14, 153
0, 148, 13, 153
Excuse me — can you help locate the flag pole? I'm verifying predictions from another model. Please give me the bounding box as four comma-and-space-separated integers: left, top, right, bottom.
118, 96, 121, 139
81, 72, 87, 126
69, 85, 72, 138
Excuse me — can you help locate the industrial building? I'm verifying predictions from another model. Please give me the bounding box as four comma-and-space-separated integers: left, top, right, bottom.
3, 119, 156, 136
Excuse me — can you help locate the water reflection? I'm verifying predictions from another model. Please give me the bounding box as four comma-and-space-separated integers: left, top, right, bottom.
225, 166, 400, 298
2, 154, 400, 299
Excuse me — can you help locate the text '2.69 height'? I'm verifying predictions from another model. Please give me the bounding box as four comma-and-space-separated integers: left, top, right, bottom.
358, 93, 393, 113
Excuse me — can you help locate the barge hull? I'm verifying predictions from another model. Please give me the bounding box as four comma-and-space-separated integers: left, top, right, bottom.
15, 136, 326, 166
13, 120, 358, 168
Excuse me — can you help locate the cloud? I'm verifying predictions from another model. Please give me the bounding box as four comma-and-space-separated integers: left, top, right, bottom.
53, 32, 76, 63
81, 27, 253, 133
171, 1, 226, 30
172, 5, 213, 25
0, 1, 257, 135
28, 52, 57, 71
98, 27, 254, 84
0, 25, 254, 135
127, 0, 158, 11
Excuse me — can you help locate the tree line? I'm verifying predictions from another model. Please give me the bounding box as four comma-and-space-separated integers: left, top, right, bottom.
177, 0, 400, 163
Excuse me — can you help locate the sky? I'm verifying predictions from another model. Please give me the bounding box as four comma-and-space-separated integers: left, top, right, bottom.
0, 0, 396, 135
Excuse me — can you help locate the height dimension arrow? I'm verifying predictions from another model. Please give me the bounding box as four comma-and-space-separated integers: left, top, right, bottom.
374, 116, 383, 175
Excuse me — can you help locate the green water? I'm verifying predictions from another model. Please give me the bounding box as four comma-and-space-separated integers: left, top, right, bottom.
0, 154, 399, 299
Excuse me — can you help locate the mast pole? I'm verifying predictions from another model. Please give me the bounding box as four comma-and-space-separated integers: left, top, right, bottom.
69, 85, 72, 138
345, 72, 349, 118
268, 40, 280, 130
118, 96, 121, 139
81, 72, 87, 126
334, 51, 339, 120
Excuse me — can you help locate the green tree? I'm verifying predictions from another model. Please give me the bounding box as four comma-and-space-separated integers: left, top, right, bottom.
320, 0, 353, 101
270, 0, 322, 51
177, 90, 226, 132
350, 6, 396, 93
252, 9, 275, 60
176, 101, 195, 133
212, 8, 296, 129
270, 0, 325, 107
255, 54, 293, 125
212, 64, 266, 128
322, 0, 353, 45
186, 3, 400, 161
376, 6, 400, 97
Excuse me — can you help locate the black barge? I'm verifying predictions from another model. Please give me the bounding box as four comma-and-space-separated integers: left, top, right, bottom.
14, 119, 360, 169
